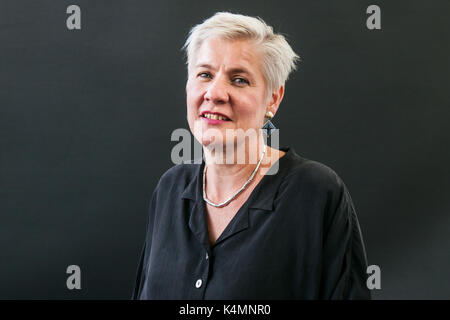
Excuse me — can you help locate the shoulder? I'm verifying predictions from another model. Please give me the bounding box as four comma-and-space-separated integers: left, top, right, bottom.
281, 156, 345, 197
277, 154, 355, 230
154, 161, 200, 193
276, 153, 352, 220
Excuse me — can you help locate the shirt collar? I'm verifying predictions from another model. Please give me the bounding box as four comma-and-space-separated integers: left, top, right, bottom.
181, 146, 296, 212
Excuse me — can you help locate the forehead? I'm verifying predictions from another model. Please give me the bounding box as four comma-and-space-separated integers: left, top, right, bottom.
192, 37, 262, 75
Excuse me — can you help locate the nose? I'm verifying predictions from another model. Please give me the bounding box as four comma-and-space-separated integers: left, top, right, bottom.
204, 77, 229, 104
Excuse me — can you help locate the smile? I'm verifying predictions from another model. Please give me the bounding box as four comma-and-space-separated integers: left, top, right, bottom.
201, 112, 231, 121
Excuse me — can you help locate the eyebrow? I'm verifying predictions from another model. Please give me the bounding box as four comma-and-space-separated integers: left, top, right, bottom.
195, 63, 253, 76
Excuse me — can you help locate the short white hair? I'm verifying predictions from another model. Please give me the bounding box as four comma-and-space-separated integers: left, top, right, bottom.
182, 12, 300, 99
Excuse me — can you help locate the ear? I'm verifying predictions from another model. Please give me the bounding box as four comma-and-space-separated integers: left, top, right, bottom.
267, 85, 285, 116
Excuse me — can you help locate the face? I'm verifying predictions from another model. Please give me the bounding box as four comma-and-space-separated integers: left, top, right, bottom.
186, 37, 270, 150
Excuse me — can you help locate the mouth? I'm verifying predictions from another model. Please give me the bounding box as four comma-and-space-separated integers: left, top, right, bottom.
200, 111, 231, 122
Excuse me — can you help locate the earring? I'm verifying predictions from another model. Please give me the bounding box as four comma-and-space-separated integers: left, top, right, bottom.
262, 111, 276, 137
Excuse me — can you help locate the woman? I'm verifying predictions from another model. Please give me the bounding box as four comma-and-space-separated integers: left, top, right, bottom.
133, 12, 370, 299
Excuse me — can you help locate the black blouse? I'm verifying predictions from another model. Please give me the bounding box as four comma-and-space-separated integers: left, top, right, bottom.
132, 146, 371, 299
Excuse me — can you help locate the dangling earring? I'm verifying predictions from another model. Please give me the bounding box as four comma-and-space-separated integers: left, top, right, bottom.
262, 110, 276, 137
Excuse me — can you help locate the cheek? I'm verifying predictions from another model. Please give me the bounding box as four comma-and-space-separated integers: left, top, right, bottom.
186, 88, 202, 133
186, 90, 196, 116
186, 99, 198, 130
186, 83, 203, 110
236, 96, 265, 125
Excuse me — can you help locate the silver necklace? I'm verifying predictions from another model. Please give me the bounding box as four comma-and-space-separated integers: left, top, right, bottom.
203, 144, 267, 208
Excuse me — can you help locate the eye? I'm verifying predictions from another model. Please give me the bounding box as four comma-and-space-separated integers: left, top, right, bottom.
198, 72, 212, 79
232, 77, 249, 85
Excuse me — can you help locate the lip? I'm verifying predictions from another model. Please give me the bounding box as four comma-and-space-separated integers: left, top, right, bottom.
201, 110, 230, 119
201, 117, 229, 125
200, 110, 231, 124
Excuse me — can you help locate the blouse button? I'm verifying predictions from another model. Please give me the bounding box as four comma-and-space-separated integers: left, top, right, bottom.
205, 252, 209, 260
195, 279, 202, 288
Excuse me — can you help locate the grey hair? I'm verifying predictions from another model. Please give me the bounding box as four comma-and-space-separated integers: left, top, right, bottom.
182, 12, 300, 99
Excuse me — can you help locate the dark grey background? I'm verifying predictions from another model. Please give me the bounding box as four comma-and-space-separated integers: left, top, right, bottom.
1, 0, 449, 299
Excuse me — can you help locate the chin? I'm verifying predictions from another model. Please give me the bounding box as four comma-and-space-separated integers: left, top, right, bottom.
200, 133, 223, 149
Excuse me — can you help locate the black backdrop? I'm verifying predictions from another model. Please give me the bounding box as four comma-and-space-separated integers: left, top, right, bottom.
1, 0, 449, 299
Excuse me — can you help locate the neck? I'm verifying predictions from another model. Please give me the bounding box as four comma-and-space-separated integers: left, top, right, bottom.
203, 136, 266, 202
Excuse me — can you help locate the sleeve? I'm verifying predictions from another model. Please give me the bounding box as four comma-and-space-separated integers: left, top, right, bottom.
320, 180, 371, 300
131, 187, 159, 300
131, 241, 147, 300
